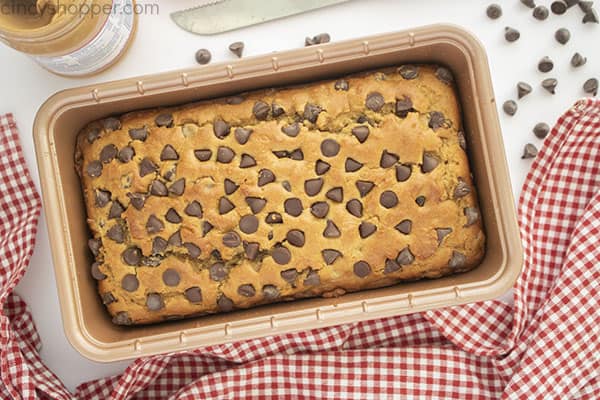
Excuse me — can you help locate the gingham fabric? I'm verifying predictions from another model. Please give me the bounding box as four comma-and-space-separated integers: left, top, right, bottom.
0, 98, 599, 399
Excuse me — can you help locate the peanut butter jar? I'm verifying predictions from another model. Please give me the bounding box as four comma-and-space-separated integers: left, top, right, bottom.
0, 0, 136, 76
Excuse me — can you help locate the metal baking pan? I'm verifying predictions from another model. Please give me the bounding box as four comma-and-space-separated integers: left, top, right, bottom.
33, 24, 522, 362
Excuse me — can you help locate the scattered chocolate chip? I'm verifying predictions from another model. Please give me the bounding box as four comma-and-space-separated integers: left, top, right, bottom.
533, 5, 549, 19
185, 287, 202, 303
395, 219, 412, 235
184, 242, 201, 258
238, 284, 256, 297
464, 207, 480, 227
551, 0, 567, 14
240, 215, 259, 234
152, 237, 168, 254
505, 27, 520, 42
458, 131, 467, 151
224, 179, 239, 195
305, 32, 330, 46
359, 221, 377, 238
305, 178, 324, 196
522, 143, 539, 159
397, 247, 415, 265
436, 228, 453, 245
129, 127, 148, 141
521, 0, 536, 8
194, 149, 212, 161
304, 103, 323, 123
217, 146, 235, 163
195, 48, 211, 64
150, 180, 168, 196
219, 197, 236, 215
118, 146, 135, 163
435, 67, 454, 85
272, 103, 285, 117
265, 212, 283, 224
394, 164, 411, 182
302, 269, 320, 286
100, 144, 117, 164
108, 201, 125, 219
334, 79, 349, 91
167, 179, 185, 197
320, 139, 340, 157
487, 3, 502, 19
365, 92, 385, 111
244, 242, 260, 260
571, 52, 587, 67
582, 7, 599, 23
158, 144, 177, 161
353, 261, 371, 278
272, 245, 291, 265
324, 188, 342, 204
121, 274, 139, 292
533, 122, 550, 139
384, 259, 401, 274
422, 153, 440, 174
322, 249, 342, 265
346, 199, 363, 218
184, 201, 203, 218
229, 41, 244, 57
518, 82, 533, 99
112, 311, 131, 325
223, 231, 241, 247
91, 262, 106, 280
155, 113, 173, 128
398, 65, 419, 80
503, 100, 518, 116
286, 230, 305, 247
280, 269, 299, 284
168, 230, 182, 246
213, 119, 231, 139
323, 220, 341, 238
416, 196, 426, 207
449, 251, 467, 269
284, 198, 303, 217
356, 180, 375, 197
162, 269, 180, 286
246, 197, 267, 213
538, 56, 554, 73
542, 78, 558, 94
107, 224, 125, 243
454, 179, 471, 198
584, 78, 598, 96
282, 122, 300, 137
217, 295, 234, 312
555, 28, 570, 44
102, 117, 121, 131
146, 293, 164, 311
165, 208, 182, 223
290, 149, 304, 160
379, 150, 400, 169
95, 189, 111, 207
146, 214, 164, 234
428, 111, 446, 130
351, 125, 369, 143
87, 160, 103, 177
580, 1, 594, 13
262, 285, 280, 299
210, 263, 227, 281
273, 150, 288, 159
202, 221, 214, 236
253, 100, 270, 120
87, 128, 100, 143
395, 96, 414, 118
239, 154, 256, 167
258, 169, 276, 186
102, 292, 116, 305
139, 158, 158, 177
379, 191, 398, 208
310, 202, 329, 218
315, 160, 331, 175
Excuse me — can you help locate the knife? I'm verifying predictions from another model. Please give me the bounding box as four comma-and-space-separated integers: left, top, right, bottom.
171, 0, 349, 35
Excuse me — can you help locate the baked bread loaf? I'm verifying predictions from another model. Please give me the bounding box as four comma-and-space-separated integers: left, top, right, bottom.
75, 65, 485, 325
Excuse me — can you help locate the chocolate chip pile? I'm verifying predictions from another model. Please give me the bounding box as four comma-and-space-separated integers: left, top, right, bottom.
488, 1, 598, 159
76, 65, 485, 325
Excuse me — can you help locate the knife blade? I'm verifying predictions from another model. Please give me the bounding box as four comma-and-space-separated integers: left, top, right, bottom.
171, 0, 349, 35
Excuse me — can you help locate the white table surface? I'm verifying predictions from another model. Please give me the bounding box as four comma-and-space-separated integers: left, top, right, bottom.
2, 0, 597, 392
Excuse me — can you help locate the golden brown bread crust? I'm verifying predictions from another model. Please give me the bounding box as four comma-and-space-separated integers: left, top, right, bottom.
75, 65, 485, 325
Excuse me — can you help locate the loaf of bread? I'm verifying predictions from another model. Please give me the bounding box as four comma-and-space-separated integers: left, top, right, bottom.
75, 65, 485, 325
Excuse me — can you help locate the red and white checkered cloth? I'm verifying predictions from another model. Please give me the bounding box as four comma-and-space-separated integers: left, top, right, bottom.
0, 98, 599, 399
